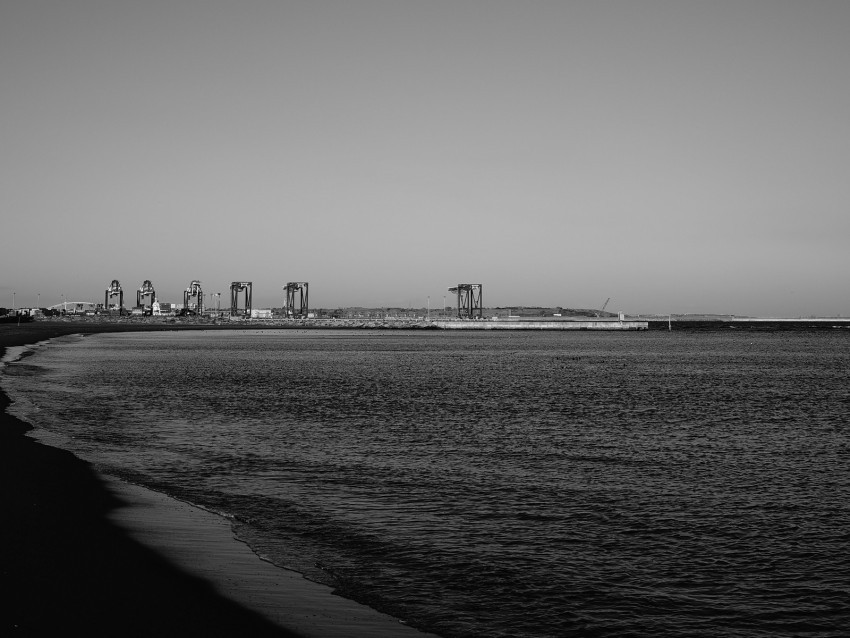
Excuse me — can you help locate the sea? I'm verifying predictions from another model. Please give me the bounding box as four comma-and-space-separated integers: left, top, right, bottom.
2, 328, 849, 637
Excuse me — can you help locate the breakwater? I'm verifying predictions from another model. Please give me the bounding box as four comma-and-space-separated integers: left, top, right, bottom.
432, 318, 648, 330
223, 316, 649, 330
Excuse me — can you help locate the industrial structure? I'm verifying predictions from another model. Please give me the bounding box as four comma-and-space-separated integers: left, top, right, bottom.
73, 274, 655, 328
137, 280, 156, 312
283, 282, 309, 318
48, 301, 97, 314
184, 280, 203, 314
105, 279, 124, 312
230, 281, 253, 316
449, 283, 483, 319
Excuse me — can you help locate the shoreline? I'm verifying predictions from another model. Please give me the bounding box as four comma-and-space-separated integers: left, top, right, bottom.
0, 322, 439, 637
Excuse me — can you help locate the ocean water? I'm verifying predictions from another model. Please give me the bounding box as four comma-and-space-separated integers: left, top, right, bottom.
3, 328, 849, 637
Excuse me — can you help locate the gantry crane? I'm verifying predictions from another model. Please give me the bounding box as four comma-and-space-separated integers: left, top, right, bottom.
283, 282, 309, 318
449, 284, 483, 319
230, 281, 253, 316
183, 280, 203, 314
105, 279, 124, 313
137, 280, 156, 313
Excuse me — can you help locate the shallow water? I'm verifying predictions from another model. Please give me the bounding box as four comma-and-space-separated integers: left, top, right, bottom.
4, 329, 849, 637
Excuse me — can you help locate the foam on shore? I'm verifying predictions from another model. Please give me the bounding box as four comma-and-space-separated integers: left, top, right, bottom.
103, 476, 439, 637
1, 345, 30, 367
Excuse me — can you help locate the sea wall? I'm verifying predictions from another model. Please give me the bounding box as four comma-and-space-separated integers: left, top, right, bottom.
432, 319, 648, 330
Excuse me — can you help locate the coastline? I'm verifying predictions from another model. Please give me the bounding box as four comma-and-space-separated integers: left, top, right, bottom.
0, 322, 438, 637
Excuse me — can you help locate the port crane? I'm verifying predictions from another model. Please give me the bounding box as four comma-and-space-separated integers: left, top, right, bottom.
283, 282, 309, 318
183, 280, 203, 314
449, 284, 483, 319
230, 281, 253, 316
105, 279, 124, 312
137, 280, 156, 312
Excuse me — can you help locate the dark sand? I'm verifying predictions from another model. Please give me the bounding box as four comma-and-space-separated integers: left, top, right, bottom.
1, 320, 438, 637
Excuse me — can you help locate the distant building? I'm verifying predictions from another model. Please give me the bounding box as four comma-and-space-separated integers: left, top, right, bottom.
251, 308, 273, 319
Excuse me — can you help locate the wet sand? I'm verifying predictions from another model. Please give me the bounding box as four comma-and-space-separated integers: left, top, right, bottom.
0, 320, 439, 637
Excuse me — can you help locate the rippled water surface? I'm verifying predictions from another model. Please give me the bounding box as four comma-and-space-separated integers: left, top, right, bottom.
4, 329, 849, 637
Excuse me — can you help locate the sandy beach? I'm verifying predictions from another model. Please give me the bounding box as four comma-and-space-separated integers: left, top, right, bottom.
1, 320, 439, 637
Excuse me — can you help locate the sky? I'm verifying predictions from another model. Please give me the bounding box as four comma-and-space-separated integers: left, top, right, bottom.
2, 0, 849, 316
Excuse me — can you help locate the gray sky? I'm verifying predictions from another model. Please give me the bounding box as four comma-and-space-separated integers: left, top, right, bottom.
2, 0, 849, 315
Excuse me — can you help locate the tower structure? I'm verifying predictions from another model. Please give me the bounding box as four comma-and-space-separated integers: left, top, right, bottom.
137, 280, 156, 312
105, 279, 124, 312
184, 280, 203, 314
283, 282, 309, 318
449, 283, 483, 319
230, 281, 253, 316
